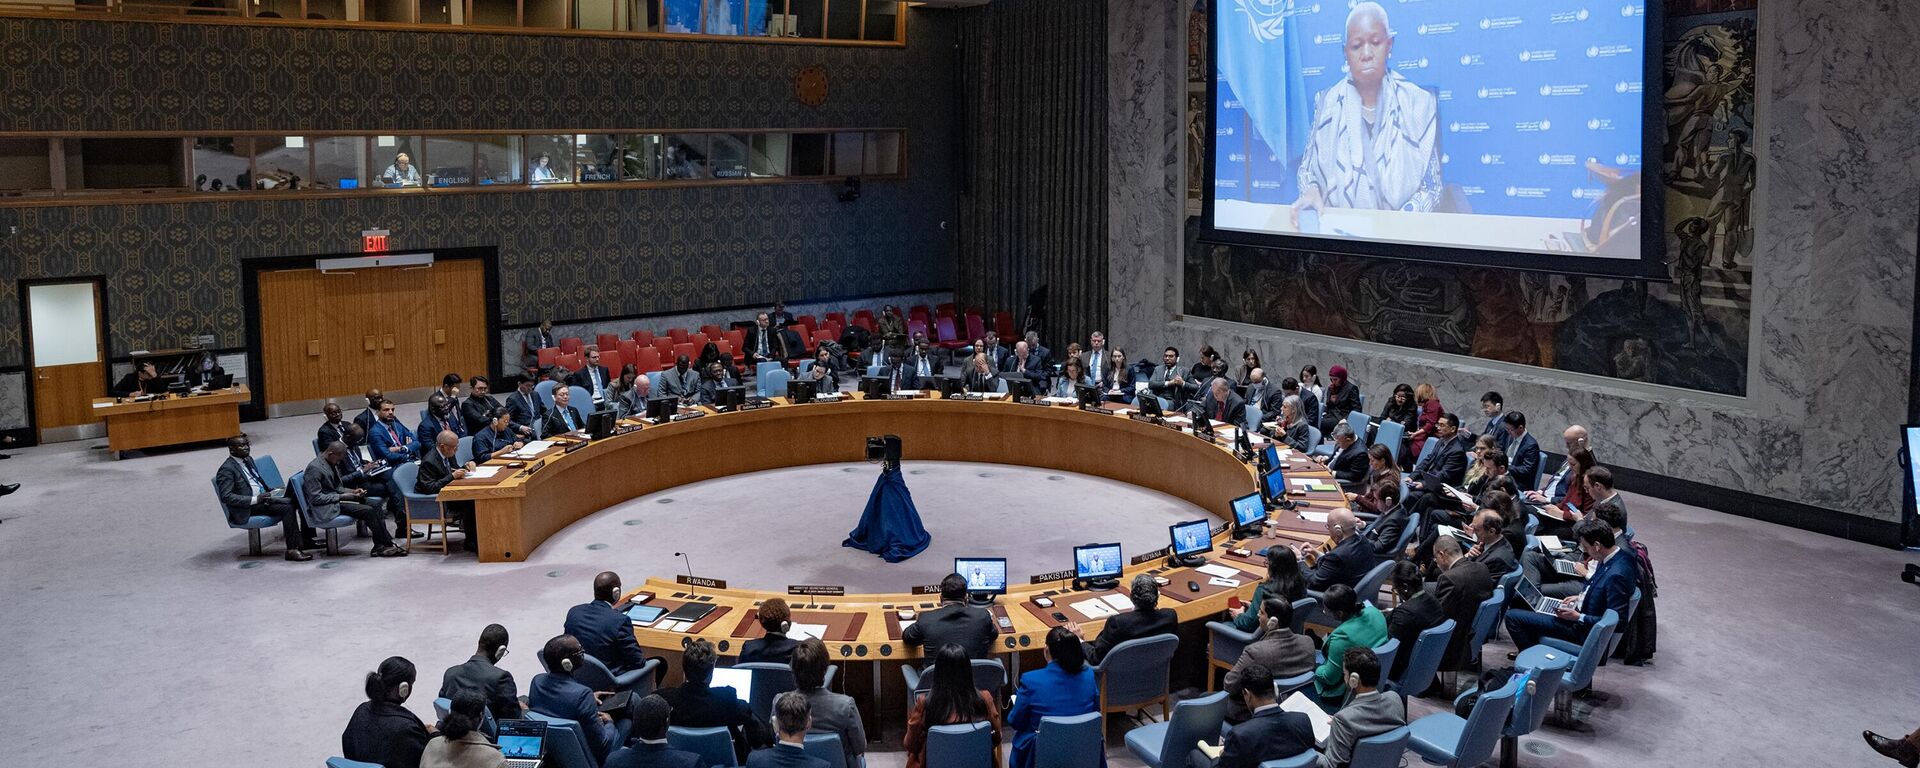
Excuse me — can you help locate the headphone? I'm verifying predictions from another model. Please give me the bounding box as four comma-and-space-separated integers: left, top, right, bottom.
779, 620, 792, 634
396, 681, 412, 700
560, 652, 577, 673
493, 646, 509, 663
1263, 615, 1281, 633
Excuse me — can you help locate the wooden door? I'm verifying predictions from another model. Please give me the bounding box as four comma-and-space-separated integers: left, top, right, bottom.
25, 280, 107, 441
257, 259, 489, 406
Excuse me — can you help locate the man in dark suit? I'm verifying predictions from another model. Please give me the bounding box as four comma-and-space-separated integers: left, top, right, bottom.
1317, 422, 1370, 490
1430, 535, 1493, 672
1149, 347, 1197, 410
459, 375, 515, 436
1084, 331, 1111, 389
304, 442, 404, 557
317, 403, 352, 454
768, 301, 795, 329
978, 335, 1011, 372
565, 571, 651, 674
1505, 520, 1638, 649
352, 389, 383, 436
1501, 411, 1542, 491
746, 693, 830, 768
366, 399, 418, 467
1000, 341, 1048, 388
606, 694, 704, 768
1299, 508, 1379, 593
1358, 488, 1412, 559
694, 361, 738, 406
660, 639, 772, 759
570, 348, 614, 405
1465, 510, 1516, 578
213, 435, 312, 561
530, 634, 626, 763
418, 429, 479, 552
334, 422, 404, 523
1195, 376, 1248, 428
471, 407, 524, 464
1188, 662, 1314, 768
902, 574, 998, 659
1383, 562, 1446, 681
439, 623, 525, 725
1241, 369, 1279, 417
543, 385, 588, 437
1410, 414, 1471, 489
747, 312, 795, 367
504, 376, 546, 436
416, 393, 467, 443
524, 319, 557, 371
1070, 574, 1179, 664
1477, 391, 1508, 449
899, 335, 940, 390
738, 597, 800, 665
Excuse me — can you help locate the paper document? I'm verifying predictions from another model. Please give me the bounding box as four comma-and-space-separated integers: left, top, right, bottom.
980, 392, 1010, 401
896, 389, 923, 397
1290, 478, 1316, 486
790, 623, 830, 641
1442, 484, 1476, 505
815, 392, 847, 401
1307, 483, 1338, 492
1207, 577, 1242, 588
658, 620, 692, 633
1298, 510, 1330, 523
1531, 505, 1569, 520
1281, 691, 1334, 744
1100, 594, 1135, 612
1536, 535, 1565, 551
1041, 396, 1078, 405
466, 466, 502, 479
1070, 598, 1118, 618
898, 620, 915, 632
512, 441, 554, 456
1196, 563, 1241, 579
1195, 742, 1223, 759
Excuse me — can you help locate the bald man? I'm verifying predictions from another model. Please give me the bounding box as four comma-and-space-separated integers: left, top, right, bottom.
352, 388, 384, 435
564, 571, 652, 675
1292, 0, 1442, 225
1196, 375, 1248, 427
416, 430, 480, 552
1525, 425, 1591, 504
1296, 507, 1381, 593
1001, 340, 1047, 387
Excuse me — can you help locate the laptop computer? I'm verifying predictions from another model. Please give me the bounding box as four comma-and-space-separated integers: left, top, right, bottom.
1514, 575, 1563, 615
1550, 558, 1586, 579
709, 666, 754, 703
496, 719, 549, 768
208, 372, 234, 389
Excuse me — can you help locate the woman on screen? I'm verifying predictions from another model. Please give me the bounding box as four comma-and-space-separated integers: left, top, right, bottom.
1290, 2, 1442, 227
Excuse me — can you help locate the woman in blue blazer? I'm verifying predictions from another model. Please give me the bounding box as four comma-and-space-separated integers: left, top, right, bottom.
1007, 627, 1103, 768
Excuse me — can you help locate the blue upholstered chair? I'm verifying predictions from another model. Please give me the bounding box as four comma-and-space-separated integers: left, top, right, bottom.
1034, 712, 1104, 768
1387, 619, 1456, 702
214, 475, 285, 557
311, 438, 325, 456
1515, 609, 1620, 722
1256, 753, 1315, 768
431, 696, 498, 739
567, 386, 592, 414
1204, 620, 1261, 690
535, 379, 560, 410
760, 369, 793, 399
904, 658, 1004, 698
802, 732, 850, 768
1451, 653, 1570, 768
756, 361, 785, 381
1447, 587, 1506, 691
389, 461, 451, 555
927, 722, 995, 768
1350, 725, 1412, 768
1368, 638, 1400, 692
866, 363, 885, 377
1604, 587, 1644, 660
1355, 560, 1396, 609
1411, 439, 1437, 472
1123, 691, 1227, 768
1094, 634, 1179, 718
795, 360, 815, 378
524, 711, 598, 768
1346, 411, 1371, 446
1243, 404, 1263, 433
1405, 673, 1521, 767
454, 436, 474, 466
668, 725, 739, 768
734, 661, 800, 723
289, 470, 358, 556
579, 652, 658, 697
1374, 419, 1406, 465
325, 758, 382, 768
255, 455, 286, 489
1273, 670, 1314, 700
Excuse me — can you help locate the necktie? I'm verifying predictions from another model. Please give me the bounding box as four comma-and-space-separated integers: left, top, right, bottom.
759, 331, 769, 355
241, 459, 265, 494
919, 358, 929, 377
563, 409, 577, 430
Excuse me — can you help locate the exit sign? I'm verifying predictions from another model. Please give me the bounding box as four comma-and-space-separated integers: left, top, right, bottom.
361, 229, 390, 252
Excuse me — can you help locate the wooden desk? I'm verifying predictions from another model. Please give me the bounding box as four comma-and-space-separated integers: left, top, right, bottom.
90, 385, 251, 457
439, 397, 1346, 663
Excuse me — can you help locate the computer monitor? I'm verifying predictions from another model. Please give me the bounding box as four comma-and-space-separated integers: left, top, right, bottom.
1075, 383, 1101, 407
1169, 519, 1212, 567
1261, 444, 1281, 472
786, 377, 817, 403
934, 376, 964, 398
954, 557, 1007, 602
1230, 491, 1267, 538
1002, 376, 1034, 401
1137, 395, 1163, 417
496, 719, 549, 761
587, 409, 616, 440
1073, 542, 1123, 590
715, 385, 747, 411
139, 377, 170, 396
1261, 467, 1287, 506
208, 372, 234, 390
645, 396, 679, 421
859, 376, 891, 399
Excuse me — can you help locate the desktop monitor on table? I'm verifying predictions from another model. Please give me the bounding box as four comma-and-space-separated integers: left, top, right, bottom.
645, 396, 679, 421
1261, 467, 1287, 506
587, 409, 616, 440
1262, 444, 1281, 471
1231, 491, 1267, 538
955, 557, 1007, 603
1002, 376, 1034, 401
1074, 542, 1123, 590
1169, 519, 1212, 567
786, 377, 817, 403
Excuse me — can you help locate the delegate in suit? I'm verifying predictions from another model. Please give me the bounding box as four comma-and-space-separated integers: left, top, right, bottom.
439, 624, 524, 725
1069, 575, 1178, 664
1505, 520, 1638, 650
213, 436, 312, 560
1007, 627, 1102, 768
902, 575, 998, 659
563, 572, 652, 674
304, 443, 404, 557
529, 636, 625, 763
738, 598, 800, 665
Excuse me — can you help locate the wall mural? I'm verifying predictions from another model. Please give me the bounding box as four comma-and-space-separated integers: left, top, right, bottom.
1183, 0, 1757, 396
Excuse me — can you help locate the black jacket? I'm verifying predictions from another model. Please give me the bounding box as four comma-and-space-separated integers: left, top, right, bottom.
737, 632, 800, 666
1327, 442, 1370, 489
416, 448, 459, 495
439, 654, 521, 725
1210, 706, 1315, 768
342, 700, 430, 768
1304, 534, 1380, 593
1084, 606, 1178, 665
1413, 433, 1471, 489
1433, 560, 1493, 671
542, 404, 587, 438
564, 600, 651, 674
901, 602, 998, 659
1384, 592, 1446, 680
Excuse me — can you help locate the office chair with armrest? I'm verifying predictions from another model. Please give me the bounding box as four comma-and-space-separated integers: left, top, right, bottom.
1204, 620, 1261, 691
290, 471, 358, 556
668, 725, 740, 768
213, 476, 285, 557
803, 732, 851, 768
1387, 618, 1455, 702
390, 461, 452, 555
325, 758, 383, 768
1122, 690, 1226, 768
1034, 712, 1103, 768
926, 722, 994, 768
1405, 673, 1521, 768
523, 711, 597, 768
1094, 634, 1179, 720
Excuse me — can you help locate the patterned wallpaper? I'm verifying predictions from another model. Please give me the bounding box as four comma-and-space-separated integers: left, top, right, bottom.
0, 14, 959, 369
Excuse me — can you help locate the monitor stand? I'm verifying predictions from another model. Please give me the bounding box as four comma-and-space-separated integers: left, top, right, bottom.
966, 592, 998, 607
1083, 577, 1119, 592
1168, 553, 1207, 568
1230, 525, 1261, 541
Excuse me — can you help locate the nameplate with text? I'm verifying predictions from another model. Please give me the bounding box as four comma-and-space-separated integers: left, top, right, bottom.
787, 585, 845, 597
1131, 547, 1171, 565
1029, 570, 1074, 584
910, 585, 942, 595
676, 574, 727, 589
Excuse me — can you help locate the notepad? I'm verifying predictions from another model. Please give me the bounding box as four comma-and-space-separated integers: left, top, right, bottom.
791, 623, 830, 641
1536, 535, 1565, 552
1041, 396, 1078, 405
814, 392, 846, 401
1290, 478, 1316, 486
898, 620, 916, 632
1207, 577, 1242, 588
1298, 510, 1330, 523
466, 466, 501, 479
511, 441, 554, 457
1196, 563, 1242, 579
1100, 594, 1135, 612
658, 620, 692, 632
1070, 598, 1118, 618
979, 392, 1010, 401
1307, 483, 1338, 492
1442, 483, 1477, 506
1281, 691, 1334, 744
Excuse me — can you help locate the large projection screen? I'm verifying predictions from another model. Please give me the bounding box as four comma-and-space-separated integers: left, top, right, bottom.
1204, 0, 1668, 279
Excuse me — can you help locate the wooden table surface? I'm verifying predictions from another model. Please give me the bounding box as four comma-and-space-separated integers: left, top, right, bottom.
90, 385, 251, 455
439, 395, 1351, 662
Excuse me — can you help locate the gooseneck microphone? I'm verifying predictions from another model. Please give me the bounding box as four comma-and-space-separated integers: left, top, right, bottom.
674, 551, 695, 595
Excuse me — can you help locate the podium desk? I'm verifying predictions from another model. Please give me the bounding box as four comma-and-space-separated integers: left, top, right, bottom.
91, 385, 251, 458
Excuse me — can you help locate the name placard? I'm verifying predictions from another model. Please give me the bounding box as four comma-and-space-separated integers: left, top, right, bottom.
1029, 569, 1074, 584
910, 584, 942, 596
1131, 547, 1171, 565
787, 585, 845, 597
676, 574, 727, 589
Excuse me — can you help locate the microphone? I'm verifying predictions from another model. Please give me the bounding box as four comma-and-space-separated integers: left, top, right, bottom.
673, 551, 696, 595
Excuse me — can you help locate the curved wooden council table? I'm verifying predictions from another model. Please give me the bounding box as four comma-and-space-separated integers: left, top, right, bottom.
438, 397, 1351, 663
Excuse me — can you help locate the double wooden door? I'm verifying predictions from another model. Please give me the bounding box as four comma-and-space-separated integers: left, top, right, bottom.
257, 259, 487, 406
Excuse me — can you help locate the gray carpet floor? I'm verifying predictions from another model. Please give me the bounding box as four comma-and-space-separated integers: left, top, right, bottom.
1, 400, 1916, 767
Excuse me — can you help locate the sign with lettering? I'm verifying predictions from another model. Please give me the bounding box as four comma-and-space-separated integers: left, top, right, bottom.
787, 585, 846, 597
361, 228, 389, 252
676, 574, 727, 589
1028, 570, 1074, 584
910, 585, 942, 596
1131, 547, 1171, 565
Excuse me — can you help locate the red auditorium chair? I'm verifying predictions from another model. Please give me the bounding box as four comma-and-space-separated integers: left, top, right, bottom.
936, 302, 957, 317
825, 311, 848, 329
724, 329, 746, 354
653, 338, 676, 359
965, 313, 988, 346
907, 319, 928, 341
598, 350, 623, 373
992, 311, 1018, 343
631, 329, 655, 347
667, 328, 690, 344
935, 316, 967, 350
617, 339, 639, 361
700, 324, 725, 339
557, 353, 583, 372
690, 332, 711, 350
595, 333, 619, 351
634, 347, 663, 372
537, 347, 560, 369
672, 342, 696, 361
559, 337, 583, 355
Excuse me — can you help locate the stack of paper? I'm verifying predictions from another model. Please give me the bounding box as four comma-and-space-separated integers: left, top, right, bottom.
510, 440, 554, 457
1099, 594, 1135, 612
790, 623, 830, 641
1196, 563, 1242, 579
1281, 691, 1334, 744
1070, 598, 1119, 618
1041, 396, 1078, 405
980, 392, 1010, 401
466, 466, 502, 479
1298, 510, 1330, 523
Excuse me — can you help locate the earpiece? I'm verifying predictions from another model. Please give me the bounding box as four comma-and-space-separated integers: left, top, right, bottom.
1264, 617, 1280, 632
396, 681, 412, 700
494, 646, 509, 663
1346, 673, 1359, 691
560, 655, 575, 673
780, 621, 792, 634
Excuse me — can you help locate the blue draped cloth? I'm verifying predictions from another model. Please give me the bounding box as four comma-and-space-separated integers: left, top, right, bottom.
843, 467, 931, 563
